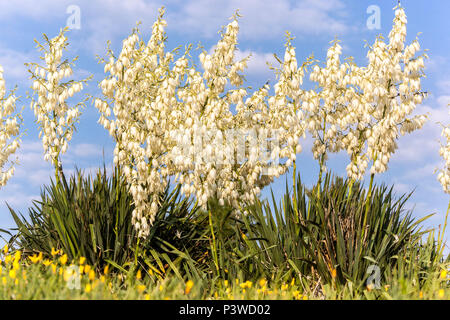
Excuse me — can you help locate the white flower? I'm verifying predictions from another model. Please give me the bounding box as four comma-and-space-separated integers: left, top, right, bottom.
0, 64, 22, 188
437, 111, 450, 194
26, 27, 92, 169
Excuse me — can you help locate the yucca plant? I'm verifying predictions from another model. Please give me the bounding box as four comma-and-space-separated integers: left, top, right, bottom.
4, 166, 204, 272
242, 171, 433, 289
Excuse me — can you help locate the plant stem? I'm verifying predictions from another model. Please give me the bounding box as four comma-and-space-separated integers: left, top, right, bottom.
208, 209, 220, 276
437, 200, 450, 259
362, 173, 375, 241
134, 237, 140, 265
347, 178, 355, 203
54, 158, 64, 186
317, 155, 324, 199
292, 160, 299, 223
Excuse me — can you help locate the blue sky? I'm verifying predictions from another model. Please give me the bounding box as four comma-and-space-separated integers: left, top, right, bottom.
0, 0, 448, 246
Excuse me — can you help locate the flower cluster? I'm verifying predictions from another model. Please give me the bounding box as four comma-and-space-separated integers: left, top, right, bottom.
308, 6, 427, 181
0, 65, 22, 187
27, 28, 91, 170
307, 40, 352, 174
96, 9, 309, 236
97, 6, 430, 237
437, 110, 450, 194
96, 8, 191, 236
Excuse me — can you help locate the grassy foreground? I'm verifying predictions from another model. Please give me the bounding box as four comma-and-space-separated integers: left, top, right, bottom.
1, 169, 449, 300
0, 246, 448, 300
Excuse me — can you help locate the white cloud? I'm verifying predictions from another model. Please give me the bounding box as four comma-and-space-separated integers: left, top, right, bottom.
0, 0, 67, 20
0, 48, 36, 84
437, 95, 450, 108
80, 0, 162, 55
0, 139, 110, 230
392, 97, 449, 164
234, 50, 276, 79
0, 0, 351, 57
166, 0, 349, 40
426, 56, 448, 73
0, 0, 162, 55
6, 140, 106, 189
70, 143, 104, 158
438, 80, 450, 93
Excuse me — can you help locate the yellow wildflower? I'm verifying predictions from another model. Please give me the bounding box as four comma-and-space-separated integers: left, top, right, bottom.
185, 280, 194, 295
281, 283, 289, 291
144, 294, 151, 300
85, 283, 92, 293
159, 285, 163, 292
438, 289, 445, 298
2, 244, 7, 255
440, 269, 448, 280
136, 269, 142, 280
290, 278, 295, 286
9, 269, 16, 279
240, 280, 252, 289
51, 264, 57, 274
88, 269, 95, 281
224, 280, 229, 287
2, 277, 6, 285
331, 268, 337, 279
257, 287, 267, 294
13, 251, 21, 263
60, 254, 68, 265
42, 259, 52, 267
63, 268, 76, 282
419, 291, 423, 299
4, 255, 11, 264
103, 265, 109, 275
137, 284, 146, 293
259, 279, 267, 287
29, 252, 43, 264
51, 248, 60, 256
79, 256, 86, 265
84, 264, 91, 274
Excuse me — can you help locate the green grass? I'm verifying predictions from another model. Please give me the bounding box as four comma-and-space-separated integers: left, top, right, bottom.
1, 168, 449, 300
0, 248, 448, 300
